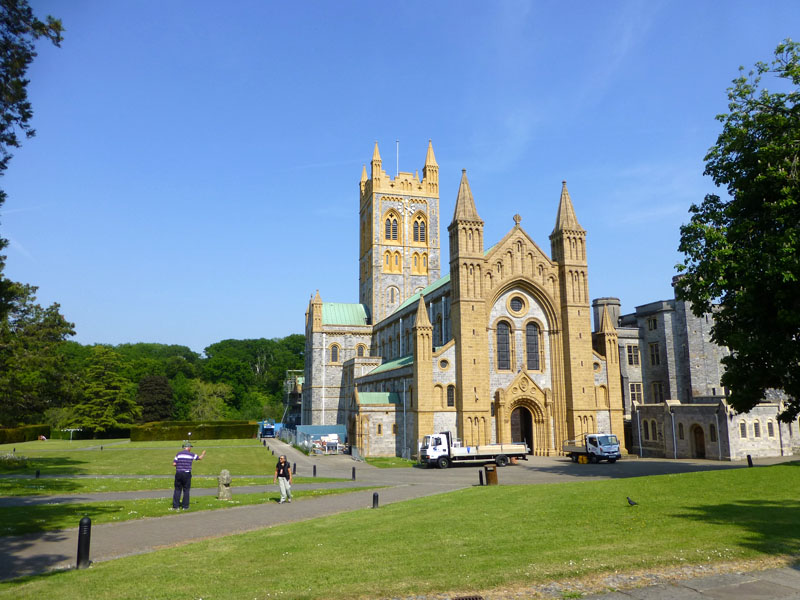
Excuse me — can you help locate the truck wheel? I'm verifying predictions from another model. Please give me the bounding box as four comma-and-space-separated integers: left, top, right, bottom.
437, 456, 450, 469
589, 455, 599, 464
496, 455, 509, 467
570, 454, 578, 463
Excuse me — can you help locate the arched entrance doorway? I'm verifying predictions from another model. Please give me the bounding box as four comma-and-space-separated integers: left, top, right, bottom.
510, 406, 533, 455
691, 425, 706, 459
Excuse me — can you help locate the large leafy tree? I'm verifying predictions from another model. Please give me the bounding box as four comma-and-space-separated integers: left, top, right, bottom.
676, 40, 800, 421
0, 1, 62, 319
70, 346, 141, 432
0, 282, 74, 425
136, 375, 174, 422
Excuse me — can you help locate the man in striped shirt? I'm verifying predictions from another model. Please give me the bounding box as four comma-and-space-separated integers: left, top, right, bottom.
172, 442, 206, 510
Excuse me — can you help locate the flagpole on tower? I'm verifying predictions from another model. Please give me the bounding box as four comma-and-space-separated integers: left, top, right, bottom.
396, 139, 399, 176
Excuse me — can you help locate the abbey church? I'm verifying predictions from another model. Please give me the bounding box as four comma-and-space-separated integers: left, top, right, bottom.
302, 141, 626, 457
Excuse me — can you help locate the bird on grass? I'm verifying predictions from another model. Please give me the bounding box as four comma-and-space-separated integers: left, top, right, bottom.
627, 496, 638, 506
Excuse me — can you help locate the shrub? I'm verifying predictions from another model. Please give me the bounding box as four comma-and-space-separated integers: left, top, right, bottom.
0, 424, 50, 444
0, 452, 29, 470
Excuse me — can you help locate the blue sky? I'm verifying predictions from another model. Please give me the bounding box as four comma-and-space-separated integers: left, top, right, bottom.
3, 1, 797, 354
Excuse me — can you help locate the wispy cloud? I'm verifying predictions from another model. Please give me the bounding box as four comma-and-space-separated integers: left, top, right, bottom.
575, 3, 663, 106
7, 236, 35, 261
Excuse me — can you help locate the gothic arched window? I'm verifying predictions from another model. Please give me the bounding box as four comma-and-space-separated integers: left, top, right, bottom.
496, 321, 511, 370
526, 322, 540, 371
447, 385, 455, 407
413, 215, 427, 242
384, 212, 399, 241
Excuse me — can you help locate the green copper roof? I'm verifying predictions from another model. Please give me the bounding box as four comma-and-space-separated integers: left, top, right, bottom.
358, 392, 403, 405
369, 354, 413, 374
394, 274, 451, 314
322, 303, 370, 326
391, 246, 496, 316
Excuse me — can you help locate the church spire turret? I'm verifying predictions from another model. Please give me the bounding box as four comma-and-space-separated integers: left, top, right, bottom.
370, 142, 383, 183
552, 180, 583, 234
309, 290, 323, 332
452, 170, 481, 222
447, 170, 489, 446
600, 304, 615, 333
422, 139, 438, 192
360, 164, 368, 194
415, 294, 431, 328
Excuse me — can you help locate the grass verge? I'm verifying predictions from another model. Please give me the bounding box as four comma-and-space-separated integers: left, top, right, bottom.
1, 462, 798, 599
364, 456, 416, 468
0, 475, 344, 496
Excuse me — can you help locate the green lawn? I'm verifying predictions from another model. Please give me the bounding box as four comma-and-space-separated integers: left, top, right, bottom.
1, 462, 798, 600
0, 475, 344, 496
0, 438, 311, 477
364, 456, 416, 468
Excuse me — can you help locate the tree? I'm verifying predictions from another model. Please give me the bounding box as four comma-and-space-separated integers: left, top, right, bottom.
70, 346, 141, 432
188, 380, 232, 421
0, 282, 74, 425
0, 1, 62, 319
675, 39, 800, 421
136, 375, 174, 422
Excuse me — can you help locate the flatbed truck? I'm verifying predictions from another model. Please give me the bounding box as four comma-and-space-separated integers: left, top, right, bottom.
420, 431, 528, 468
562, 433, 621, 463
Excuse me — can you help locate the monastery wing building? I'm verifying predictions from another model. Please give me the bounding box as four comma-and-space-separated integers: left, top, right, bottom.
302, 141, 625, 457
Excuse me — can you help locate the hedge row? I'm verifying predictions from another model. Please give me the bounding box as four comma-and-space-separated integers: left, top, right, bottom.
48, 428, 131, 441
140, 420, 250, 426
130, 422, 258, 441
0, 424, 50, 444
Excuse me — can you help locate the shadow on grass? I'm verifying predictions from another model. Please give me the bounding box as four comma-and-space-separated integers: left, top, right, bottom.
677, 499, 800, 555
0, 476, 85, 497
0, 501, 126, 536
22, 455, 90, 477
0, 502, 126, 581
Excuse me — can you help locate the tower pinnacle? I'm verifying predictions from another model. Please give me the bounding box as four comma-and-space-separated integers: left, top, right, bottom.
552, 180, 583, 233
452, 170, 481, 222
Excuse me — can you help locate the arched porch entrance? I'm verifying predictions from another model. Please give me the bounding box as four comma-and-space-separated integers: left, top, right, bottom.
510, 406, 533, 455
691, 425, 706, 459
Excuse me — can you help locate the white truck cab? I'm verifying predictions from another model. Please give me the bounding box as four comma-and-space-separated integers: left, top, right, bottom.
563, 433, 621, 463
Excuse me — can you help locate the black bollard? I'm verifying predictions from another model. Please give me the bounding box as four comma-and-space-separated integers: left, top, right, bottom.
77, 516, 92, 569
352, 466, 356, 481
100, 446, 103, 451
271, 449, 274, 455
263, 440, 266, 447
372, 492, 379, 509
747, 454, 753, 467
479, 470, 484, 486
313, 465, 317, 478
35, 469, 40, 479
292, 462, 296, 475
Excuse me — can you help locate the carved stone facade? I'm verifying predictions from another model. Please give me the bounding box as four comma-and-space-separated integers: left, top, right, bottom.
303, 142, 625, 457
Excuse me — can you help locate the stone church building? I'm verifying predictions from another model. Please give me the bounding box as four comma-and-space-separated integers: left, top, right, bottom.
302, 141, 625, 457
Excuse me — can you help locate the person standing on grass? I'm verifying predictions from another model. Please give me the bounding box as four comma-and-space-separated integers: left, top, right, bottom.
273, 454, 292, 503
172, 441, 205, 510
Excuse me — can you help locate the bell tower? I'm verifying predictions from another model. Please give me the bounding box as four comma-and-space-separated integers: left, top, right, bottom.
359, 141, 441, 324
